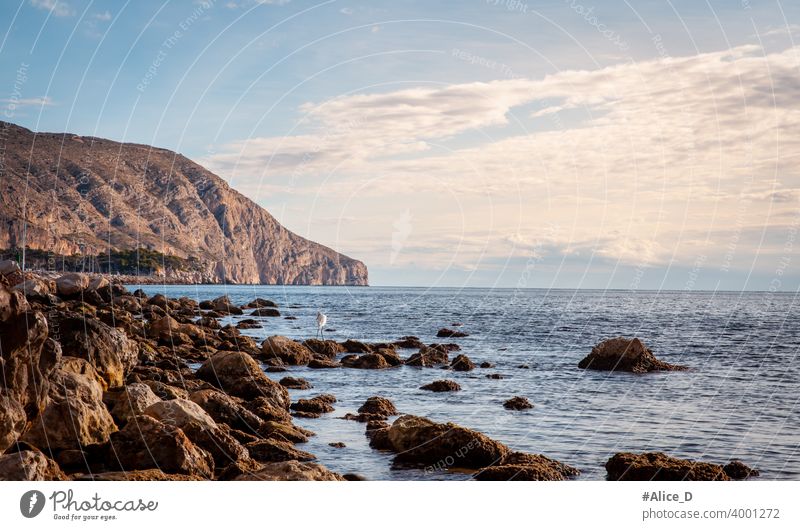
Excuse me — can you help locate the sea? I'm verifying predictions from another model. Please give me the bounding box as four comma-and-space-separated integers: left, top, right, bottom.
128, 285, 800, 480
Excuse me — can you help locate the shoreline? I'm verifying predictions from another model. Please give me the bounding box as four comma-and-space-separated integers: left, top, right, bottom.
0, 265, 760, 481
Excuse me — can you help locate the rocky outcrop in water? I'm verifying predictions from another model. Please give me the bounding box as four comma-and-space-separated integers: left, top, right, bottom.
0, 121, 367, 285
578, 337, 687, 373
605, 452, 757, 481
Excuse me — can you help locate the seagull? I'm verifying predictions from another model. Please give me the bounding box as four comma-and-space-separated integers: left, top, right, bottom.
316, 311, 328, 340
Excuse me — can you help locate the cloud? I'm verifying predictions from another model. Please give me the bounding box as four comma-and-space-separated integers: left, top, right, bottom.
29, 0, 73, 17
205, 44, 800, 273
92, 10, 112, 21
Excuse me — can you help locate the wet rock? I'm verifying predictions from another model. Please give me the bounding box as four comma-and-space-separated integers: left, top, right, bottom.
366, 421, 393, 451
486, 373, 505, 380
405, 346, 449, 367
0, 450, 66, 480
262, 336, 314, 365
245, 397, 293, 424
245, 439, 315, 463
212, 295, 243, 315
290, 395, 336, 415
386, 415, 509, 468
279, 377, 312, 390
23, 367, 117, 452
308, 358, 341, 369
59, 316, 140, 389
474, 463, 568, 481
451, 354, 475, 371
56, 272, 90, 297
302, 339, 345, 359
257, 421, 312, 444
189, 389, 263, 432
196, 351, 289, 409
394, 336, 424, 349
329, 442, 346, 448
109, 415, 214, 478
579, 337, 687, 373
723, 460, 760, 480
340, 339, 372, 353
343, 352, 390, 369
235, 460, 344, 481
358, 396, 398, 417
236, 319, 262, 329
605, 452, 729, 481
250, 307, 281, 317
420, 380, 461, 392
196, 316, 220, 329
436, 328, 468, 338
479, 362, 494, 368
503, 396, 533, 410
106, 383, 162, 425
243, 298, 277, 309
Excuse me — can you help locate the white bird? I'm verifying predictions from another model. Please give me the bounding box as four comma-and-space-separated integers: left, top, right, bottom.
316, 311, 328, 340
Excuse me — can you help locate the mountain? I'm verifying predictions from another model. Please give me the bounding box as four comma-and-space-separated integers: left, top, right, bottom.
0, 121, 368, 285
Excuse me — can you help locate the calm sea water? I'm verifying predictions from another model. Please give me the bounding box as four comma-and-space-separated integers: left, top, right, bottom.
129, 285, 800, 480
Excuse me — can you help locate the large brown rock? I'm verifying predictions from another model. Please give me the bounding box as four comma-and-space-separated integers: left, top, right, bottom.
245, 439, 315, 463
74, 469, 203, 481
262, 336, 314, 365
109, 415, 214, 478
196, 351, 289, 408
386, 415, 509, 468
420, 380, 461, 392
58, 316, 140, 389
302, 339, 344, 359
0, 450, 67, 480
144, 398, 217, 429
474, 452, 580, 481
358, 396, 398, 417
106, 382, 162, 425
235, 460, 344, 481
56, 272, 90, 296
578, 337, 687, 373
605, 452, 729, 481
23, 366, 117, 452
405, 346, 449, 367
189, 388, 263, 432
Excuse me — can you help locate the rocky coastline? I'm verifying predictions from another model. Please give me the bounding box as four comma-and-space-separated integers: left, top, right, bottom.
0, 262, 758, 481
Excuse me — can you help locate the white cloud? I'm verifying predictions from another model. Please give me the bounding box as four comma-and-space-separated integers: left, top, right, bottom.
92, 10, 112, 21
29, 0, 73, 17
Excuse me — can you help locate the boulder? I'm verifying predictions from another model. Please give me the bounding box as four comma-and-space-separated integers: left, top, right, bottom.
0, 450, 66, 480
144, 398, 217, 430
12, 277, 52, 298
279, 376, 312, 389
59, 316, 140, 389
450, 354, 475, 371
245, 439, 315, 462
723, 460, 760, 480
394, 336, 424, 349
0, 259, 21, 278
23, 367, 117, 452
236, 319, 262, 329
308, 358, 341, 369
106, 383, 162, 425
503, 396, 533, 410
257, 421, 313, 444
579, 337, 687, 373
243, 298, 278, 309
605, 452, 729, 481
262, 336, 314, 365
109, 415, 214, 478
386, 415, 509, 468
74, 470, 203, 481
211, 295, 243, 315
437, 328, 468, 338
244, 397, 293, 424
290, 395, 336, 415
180, 421, 250, 469
56, 272, 90, 296
420, 380, 461, 392
196, 351, 289, 408
358, 396, 398, 417
343, 353, 390, 369
302, 339, 345, 359
189, 389, 263, 432
250, 308, 280, 317
235, 460, 344, 481
0, 394, 26, 450
473, 451, 580, 480
340, 339, 372, 353
405, 346, 449, 367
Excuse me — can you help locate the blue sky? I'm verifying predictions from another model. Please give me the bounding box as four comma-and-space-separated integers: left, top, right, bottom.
3, 0, 800, 290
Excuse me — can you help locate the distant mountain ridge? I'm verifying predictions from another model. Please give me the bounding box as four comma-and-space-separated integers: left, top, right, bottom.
0, 121, 368, 285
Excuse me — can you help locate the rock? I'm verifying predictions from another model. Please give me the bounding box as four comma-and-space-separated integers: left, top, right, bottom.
189, 389, 263, 432
250, 308, 281, 317
302, 339, 345, 359
394, 336, 424, 349
236, 319, 262, 329
307, 358, 341, 369
451, 354, 475, 371
343, 353, 390, 369
0, 450, 66, 480
343, 473, 367, 480
262, 336, 314, 365
59, 316, 140, 389
257, 421, 312, 444
109, 415, 214, 478
503, 396, 533, 410
437, 328, 468, 338
244, 397, 293, 424
245, 439, 316, 462
279, 377, 312, 389
405, 346, 449, 367
290, 395, 336, 415
723, 460, 760, 480
197, 316, 220, 329
479, 362, 494, 368
358, 396, 398, 417
74, 469, 203, 481
144, 398, 217, 429
474, 464, 568, 481
486, 373, 505, 380
180, 421, 250, 469
605, 452, 729, 481
243, 298, 278, 309
579, 337, 687, 373
386, 415, 509, 468
212, 295, 243, 315
420, 380, 461, 392
55, 272, 91, 296
149, 315, 206, 342
144, 380, 189, 400
12, 277, 52, 298
0, 394, 25, 451
0, 259, 21, 277
235, 460, 344, 481
340, 339, 372, 353
23, 367, 117, 452
329, 442, 346, 448
196, 351, 289, 408
106, 383, 162, 425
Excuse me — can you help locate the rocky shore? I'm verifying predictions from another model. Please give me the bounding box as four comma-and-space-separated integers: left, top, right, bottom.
0, 263, 757, 481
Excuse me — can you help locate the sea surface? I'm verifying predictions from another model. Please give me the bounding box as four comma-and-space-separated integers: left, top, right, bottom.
129, 285, 800, 480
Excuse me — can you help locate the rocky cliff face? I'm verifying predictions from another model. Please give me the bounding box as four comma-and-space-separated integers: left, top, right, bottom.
0, 121, 367, 285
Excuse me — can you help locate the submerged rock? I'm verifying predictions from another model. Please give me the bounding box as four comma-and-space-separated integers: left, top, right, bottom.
450, 354, 475, 371
437, 328, 468, 338
723, 460, 760, 479
420, 380, 461, 392
605, 452, 730, 481
578, 337, 687, 373
279, 376, 312, 389
405, 346, 449, 367
358, 396, 398, 417
503, 397, 533, 410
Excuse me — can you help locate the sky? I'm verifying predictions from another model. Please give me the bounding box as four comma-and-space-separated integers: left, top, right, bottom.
1, 0, 800, 291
